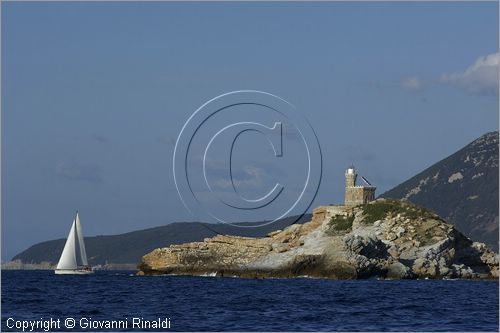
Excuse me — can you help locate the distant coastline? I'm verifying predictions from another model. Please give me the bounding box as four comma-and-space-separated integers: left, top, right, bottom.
1, 260, 137, 271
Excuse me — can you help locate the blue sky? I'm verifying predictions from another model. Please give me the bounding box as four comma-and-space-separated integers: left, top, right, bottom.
2, 2, 498, 260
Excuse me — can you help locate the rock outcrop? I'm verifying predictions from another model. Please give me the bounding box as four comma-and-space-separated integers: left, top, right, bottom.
138, 199, 498, 279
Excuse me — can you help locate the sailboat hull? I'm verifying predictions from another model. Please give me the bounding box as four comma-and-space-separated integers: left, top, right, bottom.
55, 269, 94, 275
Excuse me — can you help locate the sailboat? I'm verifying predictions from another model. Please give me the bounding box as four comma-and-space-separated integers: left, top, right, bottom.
55, 211, 94, 275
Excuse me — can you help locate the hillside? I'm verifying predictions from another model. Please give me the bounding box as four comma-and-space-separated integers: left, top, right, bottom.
11, 215, 310, 265
381, 131, 499, 250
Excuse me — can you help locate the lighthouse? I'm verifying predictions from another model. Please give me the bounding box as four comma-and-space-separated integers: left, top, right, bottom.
344, 165, 376, 206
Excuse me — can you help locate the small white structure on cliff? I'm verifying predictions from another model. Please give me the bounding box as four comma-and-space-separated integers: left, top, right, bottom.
344, 165, 376, 206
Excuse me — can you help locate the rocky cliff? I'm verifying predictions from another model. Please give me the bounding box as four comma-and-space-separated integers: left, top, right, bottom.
138, 199, 498, 279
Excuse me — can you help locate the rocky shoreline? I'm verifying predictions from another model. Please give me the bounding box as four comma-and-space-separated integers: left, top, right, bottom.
138, 199, 498, 280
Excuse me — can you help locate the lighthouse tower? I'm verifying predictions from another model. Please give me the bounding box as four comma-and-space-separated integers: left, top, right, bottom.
345, 165, 356, 187
344, 165, 376, 206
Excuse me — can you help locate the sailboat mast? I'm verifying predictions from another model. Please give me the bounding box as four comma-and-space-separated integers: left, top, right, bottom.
75, 211, 89, 266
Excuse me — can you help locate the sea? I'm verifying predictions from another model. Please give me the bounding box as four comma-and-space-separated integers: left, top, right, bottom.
1, 270, 498, 332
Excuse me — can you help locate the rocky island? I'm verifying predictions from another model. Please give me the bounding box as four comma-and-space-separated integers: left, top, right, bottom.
138, 166, 498, 279
138, 198, 498, 279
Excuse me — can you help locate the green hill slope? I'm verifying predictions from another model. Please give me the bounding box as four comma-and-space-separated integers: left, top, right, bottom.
381, 131, 499, 250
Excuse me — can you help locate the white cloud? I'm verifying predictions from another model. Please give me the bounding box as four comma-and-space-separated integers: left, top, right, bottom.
401, 76, 421, 91
440, 52, 499, 96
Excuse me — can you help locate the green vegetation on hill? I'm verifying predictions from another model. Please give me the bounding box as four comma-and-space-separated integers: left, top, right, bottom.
361, 200, 436, 224
327, 215, 354, 234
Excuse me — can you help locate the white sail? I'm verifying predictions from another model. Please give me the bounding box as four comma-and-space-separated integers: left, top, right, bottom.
56, 220, 77, 270
75, 212, 88, 266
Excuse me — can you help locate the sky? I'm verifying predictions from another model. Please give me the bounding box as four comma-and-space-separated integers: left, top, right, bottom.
2, 2, 498, 261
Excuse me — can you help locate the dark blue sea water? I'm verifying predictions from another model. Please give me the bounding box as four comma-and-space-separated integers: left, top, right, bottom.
1, 270, 498, 331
